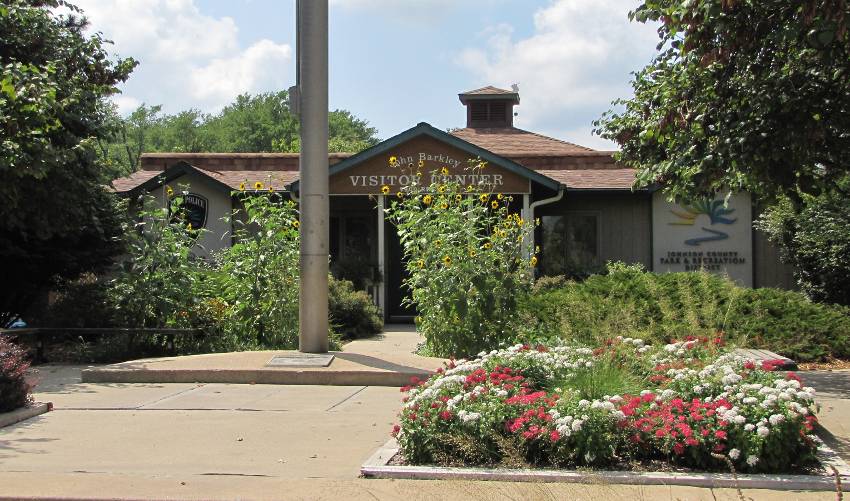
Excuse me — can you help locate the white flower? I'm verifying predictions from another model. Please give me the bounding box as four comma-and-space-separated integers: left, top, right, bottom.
757, 427, 770, 437
768, 414, 785, 426
744, 424, 755, 431
746, 455, 760, 466
729, 448, 741, 460
578, 399, 590, 409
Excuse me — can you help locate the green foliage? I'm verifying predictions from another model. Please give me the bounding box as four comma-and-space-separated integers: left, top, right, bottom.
93, 192, 379, 357
519, 263, 850, 362
0, 0, 136, 326
595, 0, 850, 201
108, 192, 202, 329
386, 161, 537, 357
757, 179, 850, 306
100, 92, 380, 176
215, 193, 301, 348
328, 277, 383, 339
0, 336, 33, 412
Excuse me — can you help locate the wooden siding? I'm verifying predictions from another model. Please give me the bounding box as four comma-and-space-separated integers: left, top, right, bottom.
536, 192, 653, 268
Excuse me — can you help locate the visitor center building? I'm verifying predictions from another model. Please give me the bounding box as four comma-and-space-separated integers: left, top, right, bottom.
112, 86, 795, 321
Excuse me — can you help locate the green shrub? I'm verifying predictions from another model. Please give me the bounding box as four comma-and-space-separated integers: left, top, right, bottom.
0, 337, 33, 412
386, 160, 537, 358
329, 277, 383, 339
519, 263, 850, 361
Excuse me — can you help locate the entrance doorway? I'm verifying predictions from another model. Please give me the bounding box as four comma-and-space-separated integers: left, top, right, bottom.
385, 220, 416, 322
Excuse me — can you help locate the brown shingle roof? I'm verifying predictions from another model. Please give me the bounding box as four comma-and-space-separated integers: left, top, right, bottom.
111, 167, 300, 193
111, 170, 161, 192
460, 85, 515, 96
451, 127, 594, 157
538, 168, 637, 190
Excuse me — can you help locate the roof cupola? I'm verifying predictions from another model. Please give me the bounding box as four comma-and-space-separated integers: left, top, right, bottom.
458, 85, 520, 129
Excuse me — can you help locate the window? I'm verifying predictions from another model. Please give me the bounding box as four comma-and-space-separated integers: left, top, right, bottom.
541, 212, 600, 276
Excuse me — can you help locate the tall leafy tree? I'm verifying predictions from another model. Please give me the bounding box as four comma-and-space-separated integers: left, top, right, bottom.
103, 91, 380, 175
0, 0, 136, 325
596, 0, 850, 202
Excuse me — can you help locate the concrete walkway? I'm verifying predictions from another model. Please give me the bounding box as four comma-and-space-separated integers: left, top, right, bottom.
0, 330, 846, 500
80, 326, 444, 386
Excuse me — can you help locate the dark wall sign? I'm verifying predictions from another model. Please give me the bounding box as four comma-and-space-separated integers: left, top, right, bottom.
182, 193, 208, 229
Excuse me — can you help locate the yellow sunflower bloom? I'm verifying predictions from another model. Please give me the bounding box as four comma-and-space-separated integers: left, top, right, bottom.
455, 194, 463, 202
439, 202, 448, 210
268, 186, 274, 192
292, 220, 300, 228
497, 193, 504, 200
238, 182, 246, 191
438, 185, 447, 193
466, 185, 474, 192
396, 191, 404, 198
418, 159, 425, 168
483, 242, 492, 249
165, 185, 174, 197
442, 255, 452, 266
491, 201, 499, 209
531, 256, 538, 267
416, 259, 425, 269
479, 194, 488, 203
423, 194, 433, 205
381, 185, 391, 195
254, 181, 264, 190
468, 248, 476, 257
435, 239, 442, 247
389, 156, 398, 167
440, 166, 449, 175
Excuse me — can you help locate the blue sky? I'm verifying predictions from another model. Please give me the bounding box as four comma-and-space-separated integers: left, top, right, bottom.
73, 0, 658, 149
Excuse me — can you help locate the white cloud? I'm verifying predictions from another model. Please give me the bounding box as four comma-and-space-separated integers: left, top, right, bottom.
70, 0, 292, 114
455, 0, 659, 149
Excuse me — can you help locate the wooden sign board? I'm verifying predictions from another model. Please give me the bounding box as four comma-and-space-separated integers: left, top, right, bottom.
329, 135, 530, 195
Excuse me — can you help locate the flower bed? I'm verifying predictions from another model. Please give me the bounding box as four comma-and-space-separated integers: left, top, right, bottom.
392, 336, 821, 474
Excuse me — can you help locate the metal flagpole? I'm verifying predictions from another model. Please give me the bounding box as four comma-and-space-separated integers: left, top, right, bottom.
297, 0, 329, 353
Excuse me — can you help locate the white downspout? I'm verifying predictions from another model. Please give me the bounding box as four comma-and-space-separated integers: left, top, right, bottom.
522, 186, 565, 260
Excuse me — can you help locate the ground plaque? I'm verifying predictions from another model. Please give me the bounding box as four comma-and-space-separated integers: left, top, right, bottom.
266, 353, 335, 368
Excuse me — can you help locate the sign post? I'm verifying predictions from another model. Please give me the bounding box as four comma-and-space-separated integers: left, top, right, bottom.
297, 0, 329, 353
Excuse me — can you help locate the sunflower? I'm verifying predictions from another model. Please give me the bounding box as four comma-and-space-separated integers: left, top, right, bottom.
491, 201, 499, 209
165, 185, 174, 197
468, 248, 477, 257
418, 159, 425, 168
442, 255, 452, 266
435, 239, 442, 247
292, 220, 300, 228
439, 202, 448, 210
389, 156, 398, 167
381, 185, 391, 195
466, 185, 474, 192
268, 185, 274, 192
455, 194, 463, 202
440, 166, 449, 175
416, 259, 425, 269
186, 222, 193, 231
479, 194, 488, 203
238, 182, 246, 191
497, 193, 504, 200
438, 185, 447, 193
530, 256, 538, 267
396, 191, 404, 198
423, 194, 433, 205
483, 242, 492, 249
254, 181, 264, 190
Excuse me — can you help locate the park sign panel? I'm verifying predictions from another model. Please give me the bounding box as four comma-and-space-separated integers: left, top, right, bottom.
328, 134, 531, 195
651, 192, 753, 286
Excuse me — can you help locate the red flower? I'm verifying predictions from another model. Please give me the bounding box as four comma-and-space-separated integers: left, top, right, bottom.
714, 430, 727, 440
550, 430, 561, 442
673, 442, 685, 455
391, 424, 400, 436
440, 411, 452, 421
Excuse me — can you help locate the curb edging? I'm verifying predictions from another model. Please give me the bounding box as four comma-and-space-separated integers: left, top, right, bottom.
0, 402, 52, 428
361, 438, 850, 491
